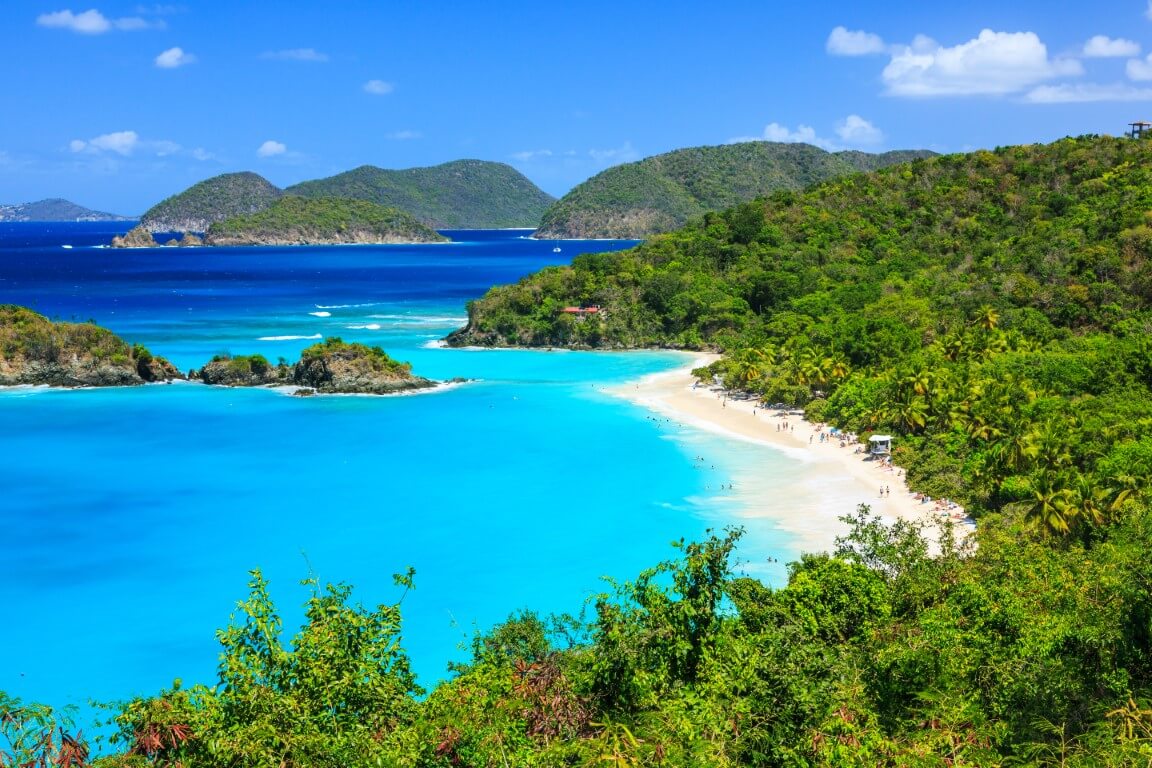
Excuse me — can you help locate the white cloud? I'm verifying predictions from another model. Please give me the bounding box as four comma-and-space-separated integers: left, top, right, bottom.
114, 16, 151, 30
1026, 82, 1152, 102
1083, 35, 1140, 58
69, 131, 208, 158
261, 48, 328, 62
1147, 0, 1152, 20
882, 29, 1082, 97
257, 140, 287, 158
826, 26, 886, 56
155, 47, 195, 68
69, 130, 138, 155
729, 123, 833, 150
37, 9, 156, 33
37, 9, 111, 34
135, 4, 184, 14
385, 130, 421, 140
363, 79, 394, 95
191, 147, 214, 161
511, 149, 554, 161
152, 140, 181, 156
589, 142, 639, 165
730, 115, 884, 151
1128, 53, 1152, 80
836, 114, 883, 145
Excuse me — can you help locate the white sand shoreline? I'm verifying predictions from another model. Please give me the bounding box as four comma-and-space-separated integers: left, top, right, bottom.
608, 354, 974, 555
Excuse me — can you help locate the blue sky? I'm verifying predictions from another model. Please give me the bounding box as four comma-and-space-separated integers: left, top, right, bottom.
4, 1, 1152, 214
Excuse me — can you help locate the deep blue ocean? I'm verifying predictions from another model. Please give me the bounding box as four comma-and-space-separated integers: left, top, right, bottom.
0, 223, 798, 723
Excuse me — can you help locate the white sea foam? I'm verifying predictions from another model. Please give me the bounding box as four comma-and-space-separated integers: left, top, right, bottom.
308, 311, 332, 317
366, 314, 468, 324
346, 323, 382, 330
314, 302, 379, 309
257, 333, 323, 341
422, 339, 448, 349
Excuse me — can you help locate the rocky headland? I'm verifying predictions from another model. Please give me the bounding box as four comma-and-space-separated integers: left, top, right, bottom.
0, 305, 182, 386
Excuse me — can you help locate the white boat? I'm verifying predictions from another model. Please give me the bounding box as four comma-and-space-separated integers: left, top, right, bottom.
552, 247, 561, 253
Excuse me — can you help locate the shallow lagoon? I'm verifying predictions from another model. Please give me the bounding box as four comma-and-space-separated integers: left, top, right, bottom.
0, 226, 798, 712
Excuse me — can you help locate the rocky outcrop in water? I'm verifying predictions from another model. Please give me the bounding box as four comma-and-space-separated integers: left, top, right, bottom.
0, 305, 182, 386
111, 225, 158, 248
190, 338, 438, 394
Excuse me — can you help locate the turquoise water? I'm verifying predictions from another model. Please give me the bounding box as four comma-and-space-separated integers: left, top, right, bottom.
0, 226, 796, 718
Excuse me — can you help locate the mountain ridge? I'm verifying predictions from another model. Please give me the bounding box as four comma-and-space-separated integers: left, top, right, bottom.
285, 159, 555, 229
532, 141, 937, 239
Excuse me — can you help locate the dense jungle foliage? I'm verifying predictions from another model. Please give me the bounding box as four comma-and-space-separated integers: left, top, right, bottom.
533, 142, 935, 239
286, 160, 556, 229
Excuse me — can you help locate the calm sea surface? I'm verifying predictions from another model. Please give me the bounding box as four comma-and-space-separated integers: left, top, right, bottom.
0, 223, 798, 718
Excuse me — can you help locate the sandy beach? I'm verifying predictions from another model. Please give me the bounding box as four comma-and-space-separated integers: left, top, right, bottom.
609, 355, 973, 557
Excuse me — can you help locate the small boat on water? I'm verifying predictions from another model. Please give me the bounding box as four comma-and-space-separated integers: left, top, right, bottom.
552, 247, 561, 253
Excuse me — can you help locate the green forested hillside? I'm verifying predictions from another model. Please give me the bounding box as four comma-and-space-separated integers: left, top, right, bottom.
139, 172, 283, 233
203, 196, 448, 245
285, 159, 555, 228
532, 141, 935, 238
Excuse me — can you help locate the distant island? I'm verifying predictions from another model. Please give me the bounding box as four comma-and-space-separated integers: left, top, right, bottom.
138, 160, 554, 234
532, 141, 936, 239
0, 198, 130, 222
286, 159, 555, 229
115, 197, 447, 247
0, 305, 181, 386
192, 337, 440, 394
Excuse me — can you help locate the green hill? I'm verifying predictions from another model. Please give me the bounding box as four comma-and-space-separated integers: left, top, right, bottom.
285, 159, 555, 228
139, 172, 283, 233
203, 195, 448, 246
533, 141, 935, 239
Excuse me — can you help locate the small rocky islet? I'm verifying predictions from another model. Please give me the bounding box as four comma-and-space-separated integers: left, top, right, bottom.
191, 338, 441, 395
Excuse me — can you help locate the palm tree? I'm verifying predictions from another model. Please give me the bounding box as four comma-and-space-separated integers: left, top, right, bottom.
974, 305, 1000, 331
1024, 471, 1076, 535
1068, 476, 1132, 526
